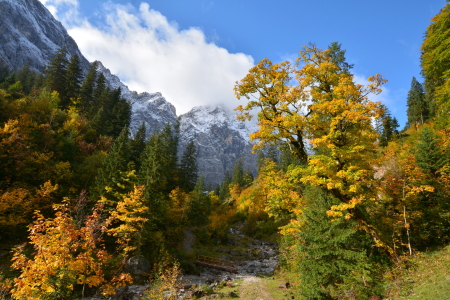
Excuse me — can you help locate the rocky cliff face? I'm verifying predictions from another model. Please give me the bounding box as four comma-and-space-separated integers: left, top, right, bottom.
0, 0, 90, 72
179, 106, 258, 187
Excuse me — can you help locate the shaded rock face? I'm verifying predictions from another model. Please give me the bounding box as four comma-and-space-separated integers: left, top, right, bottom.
0, 0, 90, 72
179, 106, 258, 187
125, 255, 151, 284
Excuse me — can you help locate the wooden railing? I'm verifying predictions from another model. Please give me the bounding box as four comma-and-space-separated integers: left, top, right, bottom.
195, 255, 238, 273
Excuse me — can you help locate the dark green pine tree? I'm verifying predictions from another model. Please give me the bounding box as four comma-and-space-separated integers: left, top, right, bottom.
160, 123, 180, 193
32, 73, 45, 91
93, 72, 107, 104
413, 126, 450, 248
213, 184, 220, 196
93, 127, 132, 206
138, 133, 171, 228
379, 107, 399, 147
90, 85, 131, 138
138, 134, 165, 194
44, 47, 68, 106
296, 187, 386, 299
15, 63, 37, 94
79, 61, 98, 113
188, 174, 211, 226
406, 77, 428, 127
108, 88, 131, 138
65, 54, 83, 109
130, 122, 147, 170
326, 41, 354, 75
415, 126, 448, 177
88, 106, 105, 138
231, 157, 245, 187
0, 66, 10, 84
1, 72, 16, 88
179, 140, 198, 192
219, 171, 231, 202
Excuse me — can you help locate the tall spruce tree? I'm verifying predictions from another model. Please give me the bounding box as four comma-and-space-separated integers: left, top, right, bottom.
231, 157, 245, 187
325, 41, 354, 75
188, 174, 211, 226
138, 132, 172, 228
44, 47, 68, 106
79, 61, 98, 113
65, 54, 83, 109
159, 123, 180, 193
179, 140, 198, 192
219, 171, 231, 202
406, 77, 427, 127
16, 63, 37, 94
379, 107, 399, 147
0, 66, 10, 84
130, 122, 147, 170
296, 187, 386, 299
93, 127, 133, 206
416, 126, 448, 176
93, 73, 107, 104
108, 88, 131, 137
412, 126, 450, 248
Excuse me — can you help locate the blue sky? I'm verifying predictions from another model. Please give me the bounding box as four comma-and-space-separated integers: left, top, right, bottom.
39, 0, 446, 126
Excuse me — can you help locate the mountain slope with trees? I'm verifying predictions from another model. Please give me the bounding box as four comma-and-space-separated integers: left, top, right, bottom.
1, 1, 450, 299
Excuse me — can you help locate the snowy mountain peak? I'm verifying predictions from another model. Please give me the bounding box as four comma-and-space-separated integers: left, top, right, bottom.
180, 105, 257, 142
178, 105, 258, 186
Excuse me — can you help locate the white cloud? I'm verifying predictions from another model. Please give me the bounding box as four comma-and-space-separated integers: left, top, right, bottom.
40, 1, 255, 115
38, 0, 79, 20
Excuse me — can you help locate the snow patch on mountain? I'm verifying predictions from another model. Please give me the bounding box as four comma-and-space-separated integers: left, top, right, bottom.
180, 105, 257, 142
179, 105, 258, 187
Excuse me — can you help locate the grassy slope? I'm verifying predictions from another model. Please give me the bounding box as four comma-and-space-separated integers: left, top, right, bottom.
386, 245, 450, 299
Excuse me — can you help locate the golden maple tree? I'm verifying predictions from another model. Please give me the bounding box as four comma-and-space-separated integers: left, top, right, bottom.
235, 44, 388, 248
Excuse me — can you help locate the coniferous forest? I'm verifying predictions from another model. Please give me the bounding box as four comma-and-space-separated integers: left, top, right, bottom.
1, 2, 450, 300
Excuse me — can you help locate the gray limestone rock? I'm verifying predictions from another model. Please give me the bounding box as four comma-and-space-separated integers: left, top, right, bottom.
179, 105, 258, 187
0, 0, 89, 72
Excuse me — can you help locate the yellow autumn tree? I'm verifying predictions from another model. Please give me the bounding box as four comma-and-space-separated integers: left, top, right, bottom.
235, 44, 388, 249
0, 181, 58, 238
11, 200, 132, 300
107, 186, 149, 256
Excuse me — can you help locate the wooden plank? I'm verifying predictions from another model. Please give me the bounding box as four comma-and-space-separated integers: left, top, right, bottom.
195, 255, 238, 273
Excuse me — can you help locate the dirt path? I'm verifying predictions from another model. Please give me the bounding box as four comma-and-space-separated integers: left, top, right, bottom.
238, 275, 274, 300
182, 228, 195, 253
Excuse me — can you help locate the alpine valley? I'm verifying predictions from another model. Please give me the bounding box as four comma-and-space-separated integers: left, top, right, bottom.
0, 0, 258, 187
